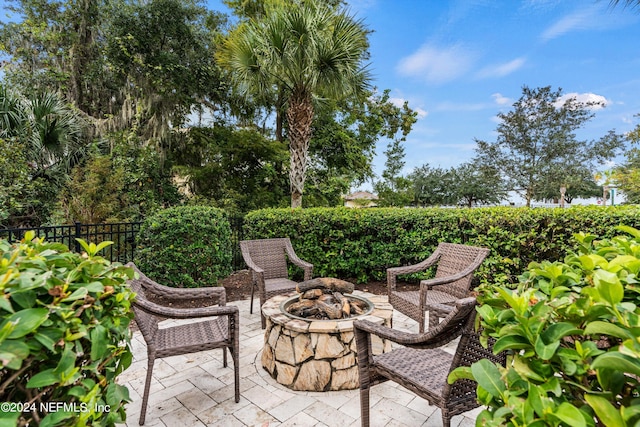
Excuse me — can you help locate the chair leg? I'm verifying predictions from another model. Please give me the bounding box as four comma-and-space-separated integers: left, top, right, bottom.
233, 349, 240, 403
441, 409, 451, 427
360, 386, 371, 427
249, 282, 256, 314
419, 310, 426, 333
139, 356, 155, 425
223, 347, 228, 368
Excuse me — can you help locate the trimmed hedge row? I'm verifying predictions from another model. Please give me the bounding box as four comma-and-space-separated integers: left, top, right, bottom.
242, 206, 640, 284
135, 206, 233, 288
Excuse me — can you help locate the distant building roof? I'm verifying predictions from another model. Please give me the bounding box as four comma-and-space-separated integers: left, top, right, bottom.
344, 191, 378, 201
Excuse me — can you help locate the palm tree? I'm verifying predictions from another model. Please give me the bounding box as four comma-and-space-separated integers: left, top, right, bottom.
0, 86, 89, 183
218, 0, 371, 208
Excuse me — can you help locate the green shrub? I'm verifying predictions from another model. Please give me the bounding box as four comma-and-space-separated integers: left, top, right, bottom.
0, 233, 134, 426
135, 205, 232, 287
450, 226, 640, 426
243, 206, 640, 284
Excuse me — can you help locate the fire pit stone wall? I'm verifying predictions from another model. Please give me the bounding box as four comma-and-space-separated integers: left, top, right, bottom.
261, 292, 393, 392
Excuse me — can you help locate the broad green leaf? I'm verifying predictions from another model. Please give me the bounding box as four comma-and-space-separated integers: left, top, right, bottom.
90, 325, 108, 361
55, 346, 77, 376
470, 359, 505, 399
591, 353, 640, 377
585, 394, 624, 427
534, 335, 560, 360
82, 281, 105, 293
2, 308, 49, 339
0, 409, 21, 427
621, 405, 640, 423
94, 240, 114, 254
552, 402, 587, 427
106, 383, 131, 406
584, 321, 633, 340
494, 335, 531, 353
61, 287, 88, 302
593, 270, 624, 306
496, 287, 527, 315
447, 366, 474, 383
0, 340, 29, 369
616, 225, 640, 239
39, 410, 74, 427
26, 368, 59, 388
541, 322, 583, 342
528, 382, 545, 417
511, 356, 545, 382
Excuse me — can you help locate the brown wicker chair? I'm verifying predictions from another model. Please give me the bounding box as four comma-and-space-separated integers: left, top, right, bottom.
126, 263, 240, 425
387, 243, 489, 332
354, 297, 504, 427
240, 237, 313, 328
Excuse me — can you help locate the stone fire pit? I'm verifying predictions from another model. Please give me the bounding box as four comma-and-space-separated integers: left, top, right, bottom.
261, 290, 393, 392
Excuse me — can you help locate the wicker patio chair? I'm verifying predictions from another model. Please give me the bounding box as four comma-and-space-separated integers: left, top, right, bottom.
354, 297, 504, 427
126, 263, 240, 425
387, 243, 489, 332
240, 237, 313, 328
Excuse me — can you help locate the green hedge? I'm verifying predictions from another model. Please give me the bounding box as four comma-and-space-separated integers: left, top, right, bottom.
135, 206, 232, 288
242, 206, 640, 284
0, 234, 134, 426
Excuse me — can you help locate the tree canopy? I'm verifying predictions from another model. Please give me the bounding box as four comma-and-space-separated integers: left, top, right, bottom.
474, 86, 624, 206
217, 0, 371, 208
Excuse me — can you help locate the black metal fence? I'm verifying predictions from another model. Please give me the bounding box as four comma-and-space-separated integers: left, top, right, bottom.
0, 222, 142, 264
1, 217, 246, 271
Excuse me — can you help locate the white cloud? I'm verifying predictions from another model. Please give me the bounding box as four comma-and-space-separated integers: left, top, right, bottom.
492, 93, 511, 106
396, 43, 476, 84
414, 107, 428, 118
539, 4, 634, 41
555, 92, 610, 110
476, 57, 526, 79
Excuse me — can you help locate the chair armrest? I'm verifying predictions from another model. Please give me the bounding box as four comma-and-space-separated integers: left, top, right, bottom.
134, 297, 238, 319
354, 297, 477, 349
419, 262, 480, 291
285, 246, 313, 272
145, 283, 227, 305
126, 262, 227, 305
387, 250, 441, 291
242, 256, 265, 275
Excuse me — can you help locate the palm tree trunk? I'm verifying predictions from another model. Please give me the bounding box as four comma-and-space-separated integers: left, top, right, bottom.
287, 88, 313, 208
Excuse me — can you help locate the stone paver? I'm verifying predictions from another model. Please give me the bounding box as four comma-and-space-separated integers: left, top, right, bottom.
117, 292, 478, 426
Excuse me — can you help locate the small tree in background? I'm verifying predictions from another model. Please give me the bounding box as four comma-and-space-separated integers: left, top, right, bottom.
375, 139, 413, 207
474, 86, 624, 207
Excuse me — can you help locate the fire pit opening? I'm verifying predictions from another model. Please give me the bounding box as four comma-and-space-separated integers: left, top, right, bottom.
280, 277, 374, 321
261, 278, 393, 392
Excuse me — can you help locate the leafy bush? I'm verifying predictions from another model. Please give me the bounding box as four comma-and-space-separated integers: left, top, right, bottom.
0, 233, 134, 426
243, 206, 640, 283
451, 226, 640, 426
135, 205, 232, 287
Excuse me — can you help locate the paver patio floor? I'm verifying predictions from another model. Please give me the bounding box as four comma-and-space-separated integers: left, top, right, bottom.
117, 291, 482, 427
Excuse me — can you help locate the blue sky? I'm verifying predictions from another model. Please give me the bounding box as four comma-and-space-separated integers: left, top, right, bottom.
210, 0, 640, 192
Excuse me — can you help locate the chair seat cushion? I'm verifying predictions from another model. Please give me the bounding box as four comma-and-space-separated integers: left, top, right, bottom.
372, 347, 453, 404
156, 317, 229, 358
264, 278, 299, 294
389, 290, 459, 321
